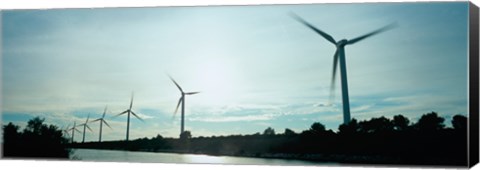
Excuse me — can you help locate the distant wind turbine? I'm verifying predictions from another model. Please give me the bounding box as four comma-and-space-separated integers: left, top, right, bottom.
169, 75, 199, 137
67, 121, 82, 143
78, 114, 93, 143
113, 92, 144, 141
62, 125, 71, 138
291, 13, 396, 125
91, 106, 112, 142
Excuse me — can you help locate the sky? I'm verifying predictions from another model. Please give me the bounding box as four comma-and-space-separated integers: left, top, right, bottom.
1, 2, 470, 142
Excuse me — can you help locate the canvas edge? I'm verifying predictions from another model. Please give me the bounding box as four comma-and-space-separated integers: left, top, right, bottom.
0, 10, 4, 159
0, 1, 477, 169
469, 1, 479, 168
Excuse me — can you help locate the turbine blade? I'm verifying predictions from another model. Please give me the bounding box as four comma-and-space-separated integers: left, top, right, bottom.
102, 105, 108, 118
103, 120, 112, 129
91, 118, 102, 122
174, 97, 183, 117
290, 12, 336, 45
130, 111, 144, 122
86, 125, 93, 132
329, 49, 340, 103
185, 91, 200, 95
129, 92, 134, 110
86, 114, 90, 123
347, 23, 397, 45
75, 129, 82, 134
168, 75, 184, 93
113, 110, 128, 118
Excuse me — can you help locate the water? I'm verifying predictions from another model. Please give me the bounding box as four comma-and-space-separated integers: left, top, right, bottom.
71, 149, 328, 165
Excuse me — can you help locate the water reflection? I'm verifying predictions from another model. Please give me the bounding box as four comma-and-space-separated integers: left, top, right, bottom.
183, 154, 227, 164
72, 149, 325, 165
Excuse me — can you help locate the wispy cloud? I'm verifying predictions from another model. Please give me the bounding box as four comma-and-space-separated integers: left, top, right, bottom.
352, 104, 375, 112
189, 113, 277, 122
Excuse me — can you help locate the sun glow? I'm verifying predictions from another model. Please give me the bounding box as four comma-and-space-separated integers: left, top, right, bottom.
190, 57, 242, 106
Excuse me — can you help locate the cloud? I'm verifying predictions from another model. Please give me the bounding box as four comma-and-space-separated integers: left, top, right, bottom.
351, 104, 375, 112
189, 113, 278, 122
314, 102, 334, 107
348, 93, 467, 122
132, 113, 154, 120
190, 103, 282, 117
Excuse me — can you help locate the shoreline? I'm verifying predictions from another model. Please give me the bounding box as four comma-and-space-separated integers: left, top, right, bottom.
69, 147, 409, 165
68, 145, 466, 168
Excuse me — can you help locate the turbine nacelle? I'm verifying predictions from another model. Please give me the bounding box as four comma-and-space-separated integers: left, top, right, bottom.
336, 39, 349, 47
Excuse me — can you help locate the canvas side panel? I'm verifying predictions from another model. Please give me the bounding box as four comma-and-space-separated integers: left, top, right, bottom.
469, 1, 479, 168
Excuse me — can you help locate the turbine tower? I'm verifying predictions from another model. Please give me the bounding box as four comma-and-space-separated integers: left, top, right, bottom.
291, 13, 395, 125
67, 121, 82, 143
91, 106, 112, 142
169, 75, 199, 137
78, 114, 93, 143
114, 92, 143, 141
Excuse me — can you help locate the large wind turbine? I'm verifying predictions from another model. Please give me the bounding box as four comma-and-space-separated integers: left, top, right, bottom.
91, 106, 112, 142
114, 92, 143, 141
169, 75, 199, 137
67, 121, 82, 143
78, 114, 93, 143
291, 13, 395, 125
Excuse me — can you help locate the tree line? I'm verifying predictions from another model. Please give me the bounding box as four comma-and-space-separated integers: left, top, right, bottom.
70, 112, 468, 166
176, 112, 467, 166
3, 112, 468, 166
2, 117, 71, 158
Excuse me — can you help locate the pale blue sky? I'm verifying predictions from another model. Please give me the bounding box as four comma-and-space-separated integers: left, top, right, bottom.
2, 2, 469, 141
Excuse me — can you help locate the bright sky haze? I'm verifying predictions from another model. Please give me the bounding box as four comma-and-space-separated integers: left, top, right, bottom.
2, 2, 469, 141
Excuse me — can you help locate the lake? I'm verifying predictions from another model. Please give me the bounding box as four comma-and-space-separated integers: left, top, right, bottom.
71, 149, 327, 165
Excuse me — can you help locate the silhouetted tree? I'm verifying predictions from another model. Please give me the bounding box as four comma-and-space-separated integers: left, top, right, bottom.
393, 115, 410, 131
3, 122, 21, 155
338, 119, 359, 135
25, 117, 45, 135
3, 117, 70, 158
451, 114, 467, 131
263, 127, 275, 135
283, 128, 296, 136
3, 122, 20, 142
416, 112, 445, 132
359, 116, 393, 133
180, 131, 192, 140
153, 134, 164, 140
310, 122, 326, 132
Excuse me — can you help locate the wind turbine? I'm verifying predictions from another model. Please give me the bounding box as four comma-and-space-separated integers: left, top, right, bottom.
113, 92, 143, 141
291, 13, 395, 125
169, 75, 199, 137
91, 106, 112, 142
78, 114, 93, 143
67, 121, 82, 143
62, 125, 71, 138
